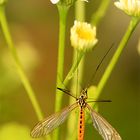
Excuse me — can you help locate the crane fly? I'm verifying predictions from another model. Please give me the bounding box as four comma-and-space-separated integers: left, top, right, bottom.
31, 87, 122, 140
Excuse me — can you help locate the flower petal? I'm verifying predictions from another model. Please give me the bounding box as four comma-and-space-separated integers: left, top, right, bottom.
114, 0, 140, 17
70, 20, 98, 52
50, 0, 59, 4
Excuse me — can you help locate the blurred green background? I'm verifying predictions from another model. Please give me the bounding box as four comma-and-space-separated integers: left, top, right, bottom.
0, 0, 140, 140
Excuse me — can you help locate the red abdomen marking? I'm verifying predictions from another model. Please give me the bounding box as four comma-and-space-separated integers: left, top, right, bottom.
78, 109, 85, 140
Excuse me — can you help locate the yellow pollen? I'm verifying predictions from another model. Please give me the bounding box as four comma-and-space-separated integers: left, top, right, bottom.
76, 28, 94, 40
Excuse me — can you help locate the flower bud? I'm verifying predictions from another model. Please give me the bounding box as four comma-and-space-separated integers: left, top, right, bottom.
70, 20, 98, 52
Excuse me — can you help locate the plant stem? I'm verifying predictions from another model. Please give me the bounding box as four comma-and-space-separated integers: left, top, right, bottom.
97, 17, 140, 96
0, 4, 44, 120
75, 0, 85, 21
63, 52, 84, 86
91, 0, 110, 26
54, 5, 69, 140
67, 1, 85, 140
0, 5, 51, 140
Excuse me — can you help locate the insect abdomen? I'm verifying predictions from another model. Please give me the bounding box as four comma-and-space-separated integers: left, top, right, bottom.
78, 109, 85, 140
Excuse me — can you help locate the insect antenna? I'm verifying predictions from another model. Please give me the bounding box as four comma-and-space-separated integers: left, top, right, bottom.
57, 87, 77, 99
57, 73, 77, 98
86, 43, 114, 88
87, 99, 112, 103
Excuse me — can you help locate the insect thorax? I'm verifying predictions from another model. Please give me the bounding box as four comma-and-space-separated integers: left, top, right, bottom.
77, 88, 88, 108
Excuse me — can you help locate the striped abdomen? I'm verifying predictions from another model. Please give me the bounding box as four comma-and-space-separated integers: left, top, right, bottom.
78, 109, 85, 140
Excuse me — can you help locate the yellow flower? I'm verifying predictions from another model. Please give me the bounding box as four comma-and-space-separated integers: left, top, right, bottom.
70, 20, 98, 52
114, 0, 140, 17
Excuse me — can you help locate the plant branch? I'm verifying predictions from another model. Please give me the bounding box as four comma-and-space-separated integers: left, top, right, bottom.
0, 5, 51, 140
97, 17, 140, 96
91, 0, 111, 26
54, 5, 69, 140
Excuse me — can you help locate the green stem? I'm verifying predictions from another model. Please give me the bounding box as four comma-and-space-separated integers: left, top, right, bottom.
0, 4, 43, 120
63, 52, 84, 86
75, 0, 85, 21
67, 1, 85, 140
0, 5, 51, 140
97, 17, 140, 96
54, 5, 69, 140
91, 0, 110, 26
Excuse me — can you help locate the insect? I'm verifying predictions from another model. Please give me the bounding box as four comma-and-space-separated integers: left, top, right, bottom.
31, 45, 121, 139
31, 87, 122, 140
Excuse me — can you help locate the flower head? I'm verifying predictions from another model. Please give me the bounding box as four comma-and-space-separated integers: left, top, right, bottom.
50, 0, 60, 4
70, 20, 98, 52
50, 0, 88, 5
114, 0, 140, 17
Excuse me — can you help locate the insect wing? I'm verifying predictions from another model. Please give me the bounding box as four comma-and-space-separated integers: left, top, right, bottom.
86, 104, 122, 140
31, 103, 78, 138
